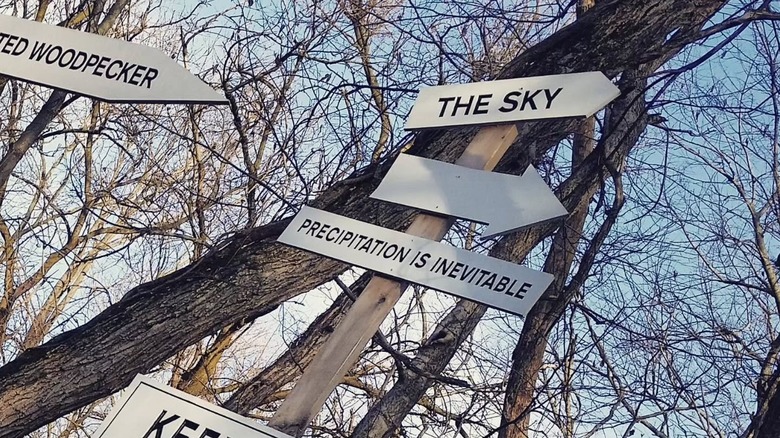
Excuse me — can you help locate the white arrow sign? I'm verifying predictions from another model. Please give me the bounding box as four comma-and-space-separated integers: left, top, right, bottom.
370, 154, 568, 238
95, 375, 291, 438
0, 14, 227, 104
279, 206, 553, 316
405, 71, 619, 130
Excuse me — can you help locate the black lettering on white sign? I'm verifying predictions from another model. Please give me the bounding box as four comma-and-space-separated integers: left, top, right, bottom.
143, 410, 232, 438
294, 218, 533, 300
436, 87, 565, 118
143, 410, 180, 438
0, 31, 160, 89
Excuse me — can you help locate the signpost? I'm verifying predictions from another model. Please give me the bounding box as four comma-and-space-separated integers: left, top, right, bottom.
280, 206, 553, 316
0, 14, 227, 104
95, 375, 291, 438
266, 71, 620, 437
405, 71, 619, 130
370, 154, 568, 238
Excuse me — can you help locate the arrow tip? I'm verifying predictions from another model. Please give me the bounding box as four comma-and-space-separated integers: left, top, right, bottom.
480, 165, 568, 239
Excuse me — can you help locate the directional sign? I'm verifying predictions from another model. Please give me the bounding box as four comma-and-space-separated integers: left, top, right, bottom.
270, 71, 622, 434
371, 154, 568, 238
94, 375, 291, 438
405, 71, 619, 130
0, 14, 227, 104
279, 206, 553, 316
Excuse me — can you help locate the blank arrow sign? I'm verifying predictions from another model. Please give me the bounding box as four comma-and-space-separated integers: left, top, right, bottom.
371, 154, 568, 238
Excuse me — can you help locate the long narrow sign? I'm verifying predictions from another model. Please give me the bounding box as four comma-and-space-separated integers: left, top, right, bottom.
279, 206, 552, 316
95, 375, 291, 438
371, 154, 568, 238
0, 14, 227, 104
405, 71, 619, 130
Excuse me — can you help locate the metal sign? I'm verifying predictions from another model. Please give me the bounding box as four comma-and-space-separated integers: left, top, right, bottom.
94, 375, 291, 438
371, 154, 568, 238
405, 71, 619, 130
0, 14, 227, 104
279, 206, 553, 316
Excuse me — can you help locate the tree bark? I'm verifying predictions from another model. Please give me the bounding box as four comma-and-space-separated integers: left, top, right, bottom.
500, 64, 652, 438
499, 43, 599, 437
755, 367, 780, 438
0, 1, 729, 437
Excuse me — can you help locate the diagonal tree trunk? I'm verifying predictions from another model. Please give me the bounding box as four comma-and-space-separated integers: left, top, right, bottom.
0, 2, 730, 437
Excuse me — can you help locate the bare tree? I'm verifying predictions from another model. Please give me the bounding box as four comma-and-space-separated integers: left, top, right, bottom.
2, 1, 780, 438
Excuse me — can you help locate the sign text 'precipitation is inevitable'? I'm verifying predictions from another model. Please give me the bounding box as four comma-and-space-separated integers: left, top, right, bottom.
279, 206, 552, 316
405, 71, 620, 130
0, 14, 226, 103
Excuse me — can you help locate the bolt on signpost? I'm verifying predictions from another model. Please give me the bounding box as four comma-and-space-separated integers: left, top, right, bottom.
270, 72, 620, 436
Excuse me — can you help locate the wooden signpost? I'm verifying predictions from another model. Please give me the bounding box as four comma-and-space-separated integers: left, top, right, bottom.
269, 72, 620, 436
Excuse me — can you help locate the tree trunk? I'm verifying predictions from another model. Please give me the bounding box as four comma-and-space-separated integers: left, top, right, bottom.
497, 0, 728, 429
0, 1, 728, 437
500, 64, 652, 437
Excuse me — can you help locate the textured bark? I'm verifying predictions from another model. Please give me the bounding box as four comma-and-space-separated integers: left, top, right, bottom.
500, 2, 594, 437
750, 343, 780, 438
351, 299, 487, 438
497, 0, 731, 429
501, 63, 598, 438
0, 1, 728, 437
500, 63, 655, 438
755, 370, 780, 438
348, 218, 551, 438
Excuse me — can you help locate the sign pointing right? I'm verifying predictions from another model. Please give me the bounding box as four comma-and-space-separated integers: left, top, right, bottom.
371, 154, 568, 239
405, 71, 619, 130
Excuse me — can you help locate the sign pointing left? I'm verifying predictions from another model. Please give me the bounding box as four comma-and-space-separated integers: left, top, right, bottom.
371, 154, 568, 238
0, 14, 227, 104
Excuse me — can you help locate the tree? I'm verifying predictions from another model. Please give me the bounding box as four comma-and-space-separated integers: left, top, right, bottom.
2, 0, 780, 437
